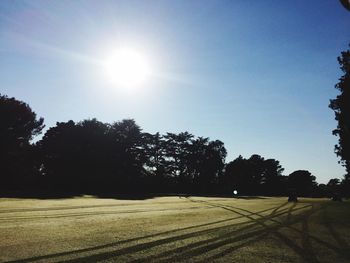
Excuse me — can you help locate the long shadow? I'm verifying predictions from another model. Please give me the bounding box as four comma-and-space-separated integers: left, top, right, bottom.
204, 233, 269, 261
63, 204, 309, 263
149, 228, 270, 263
6, 199, 332, 263
265, 205, 350, 261
129, 201, 313, 262
144, 202, 326, 263
73, 199, 332, 263
91, 202, 322, 263
300, 207, 319, 263
131, 203, 285, 263
229, 200, 350, 260
287, 202, 297, 222
186, 197, 313, 227
188, 198, 350, 262
172, 197, 319, 262
5, 202, 304, 263
271, 201, 289, 216
322, 205, 350, 258
4, 203, 288, 263
205, 201, 289, 261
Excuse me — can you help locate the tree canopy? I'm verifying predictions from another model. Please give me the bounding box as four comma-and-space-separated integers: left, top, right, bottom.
329, 44, 350, 195
0, 94, 44, 190
0, 93, 339, 198
222, 155, 285, 196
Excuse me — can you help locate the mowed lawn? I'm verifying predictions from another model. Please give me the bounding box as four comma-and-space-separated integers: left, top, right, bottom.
0, 196, 350, 263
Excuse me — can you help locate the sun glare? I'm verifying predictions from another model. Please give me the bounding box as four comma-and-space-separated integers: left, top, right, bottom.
104, 48, 151, 87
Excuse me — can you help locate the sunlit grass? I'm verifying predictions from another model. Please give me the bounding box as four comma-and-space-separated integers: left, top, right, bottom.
0, 196, 349, 262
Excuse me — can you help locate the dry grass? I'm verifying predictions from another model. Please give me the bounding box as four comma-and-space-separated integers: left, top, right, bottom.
0, 196, 349, 262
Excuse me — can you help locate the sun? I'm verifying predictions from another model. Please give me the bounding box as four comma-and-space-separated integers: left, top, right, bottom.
104, 48, 151, 87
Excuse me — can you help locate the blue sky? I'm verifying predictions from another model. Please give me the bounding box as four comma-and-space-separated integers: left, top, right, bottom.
0, 0, 349, 183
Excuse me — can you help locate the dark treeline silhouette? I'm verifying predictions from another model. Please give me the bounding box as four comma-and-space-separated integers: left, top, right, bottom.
0, 93, 347, 198
0, 94, 44, 192
221, 155, 286, 196
329, 44, 350, 197
37, 119, 227, 195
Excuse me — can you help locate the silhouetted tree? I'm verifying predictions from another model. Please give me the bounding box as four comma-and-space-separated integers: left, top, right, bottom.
341, 176, 350, 197
315, 183, 329, 198
288, 170, 317, 197
108, 119, 145, 192
39, 119, 115, 193
163, 132, 193, 191
327, 178, 343, 200
1, 94, 326, 197
222, 155, 285, 195
75, 119, 111, 192
0, 94, 44, 190
329, 45, 350, 188
261, 159, 285, 195
222, 155, 257, 195
340, 0, 350, 11
188, 138, 226, 193
142, 133, 166, 176
39, 120, 82, 192
247, 154, 266, 193
139, 132, 169, 192
327, 178, 341, 191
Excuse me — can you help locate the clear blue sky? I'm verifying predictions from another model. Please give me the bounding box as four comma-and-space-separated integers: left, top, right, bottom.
1, 0, 349, 183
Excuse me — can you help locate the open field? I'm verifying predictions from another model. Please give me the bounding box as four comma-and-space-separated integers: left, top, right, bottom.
0, 196, 349, 263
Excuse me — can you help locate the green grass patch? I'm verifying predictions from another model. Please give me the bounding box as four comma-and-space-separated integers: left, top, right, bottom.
0, 196, 349, 262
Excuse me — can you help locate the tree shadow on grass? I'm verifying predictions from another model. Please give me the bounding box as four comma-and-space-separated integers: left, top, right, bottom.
322, 205, 350, 258
128, 199, 321, 263
86, 204, 316, 262
174, 197, 320, 263
185, 198, 350, 263
62, 202, 307, 263
4, 202, 297, 263
128, 202, 292, 262
6, 198, 349, 263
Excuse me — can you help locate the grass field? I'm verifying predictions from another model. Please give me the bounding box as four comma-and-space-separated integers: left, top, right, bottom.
0, 196, 349, 263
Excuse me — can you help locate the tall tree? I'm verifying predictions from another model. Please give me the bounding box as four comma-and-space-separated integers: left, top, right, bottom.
39, 120, 81, 191
223, 155, 285, 195
0, 94, 44, 190
261, 159, 285, 195
142, 132, 166, 177
288, 170, 317, 197
75, 119, 111, 192
188, 138, 226, 193
329, 46, 350, 177
327, 178, 341, 196
141, 132, 168, 192
39, 119, 113, 193
223, 155, 256, 195
108, 119, 145, 191
163, 132, 193, 190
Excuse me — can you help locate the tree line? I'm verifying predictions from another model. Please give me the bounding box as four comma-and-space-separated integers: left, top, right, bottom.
2, 43, 349, 198
329, 44, 350, 197
1, 93, 348, 198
